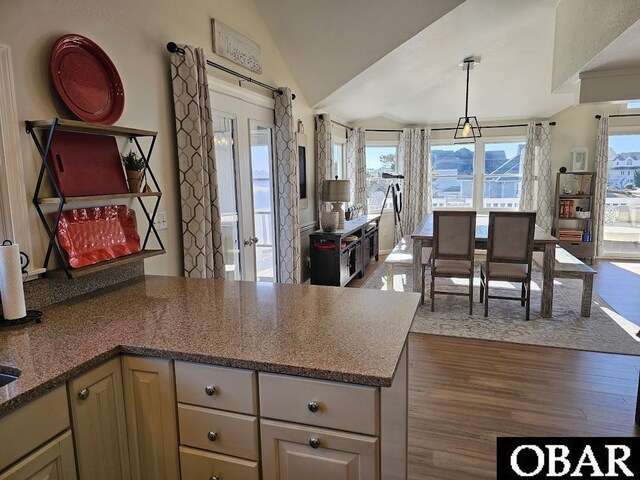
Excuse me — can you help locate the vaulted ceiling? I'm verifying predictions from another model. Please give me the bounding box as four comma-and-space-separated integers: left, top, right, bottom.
257, 0, 640, 123
255, 0, 465, 106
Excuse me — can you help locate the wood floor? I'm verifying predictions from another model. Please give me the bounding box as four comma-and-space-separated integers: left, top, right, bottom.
407, 334, 640, 480
593, 259, 640, 325
350, 256, 640, 478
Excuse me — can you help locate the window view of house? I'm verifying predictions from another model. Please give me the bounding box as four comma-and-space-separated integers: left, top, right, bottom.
365, 145, 398, 210
431, 144, 474, 208
430, 141, 524, 210
604, 134, 640, 257
482, 142, 525, 209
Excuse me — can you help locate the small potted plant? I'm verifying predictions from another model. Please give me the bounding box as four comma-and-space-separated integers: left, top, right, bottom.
121, 151, 146, 193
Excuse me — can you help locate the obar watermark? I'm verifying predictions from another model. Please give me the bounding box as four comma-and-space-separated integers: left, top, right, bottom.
497, 438, 639, 479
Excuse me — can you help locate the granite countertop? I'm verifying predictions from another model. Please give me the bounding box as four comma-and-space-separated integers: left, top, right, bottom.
0, 276, 420, 416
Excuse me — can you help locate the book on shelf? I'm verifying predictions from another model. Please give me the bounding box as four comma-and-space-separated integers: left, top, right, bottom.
558, 228, 584, 242
559, 199, 576, 218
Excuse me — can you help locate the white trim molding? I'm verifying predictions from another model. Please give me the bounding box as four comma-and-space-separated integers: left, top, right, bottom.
0, 44, 34, 262
207, 74, 275, 110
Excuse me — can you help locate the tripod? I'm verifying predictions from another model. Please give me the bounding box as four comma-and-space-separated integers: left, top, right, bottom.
379, 178, 403, 244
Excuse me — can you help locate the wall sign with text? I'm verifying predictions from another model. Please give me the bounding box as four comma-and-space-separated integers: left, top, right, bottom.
212, 19, 262, 74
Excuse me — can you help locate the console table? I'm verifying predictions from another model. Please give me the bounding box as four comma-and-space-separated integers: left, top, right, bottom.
310, 214, 381, 287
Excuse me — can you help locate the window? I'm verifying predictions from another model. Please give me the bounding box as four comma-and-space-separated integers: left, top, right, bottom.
332, 142, 344, 180
482, 141, 525, 209
627, 101, 640, 110
431, 144, 475, 208
603, 132, 640, 257
365, 145, 398, 210
430, 139, 525, 210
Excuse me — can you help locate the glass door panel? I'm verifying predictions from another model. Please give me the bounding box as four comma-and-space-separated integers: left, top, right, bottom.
249, 124, 277, 282
213, 115, 241, 279
605, 134, 640, 257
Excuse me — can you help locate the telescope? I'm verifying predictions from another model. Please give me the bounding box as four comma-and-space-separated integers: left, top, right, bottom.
381, 173, 404, 179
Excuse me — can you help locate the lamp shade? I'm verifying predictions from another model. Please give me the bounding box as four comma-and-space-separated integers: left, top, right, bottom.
322, 179, 351, 202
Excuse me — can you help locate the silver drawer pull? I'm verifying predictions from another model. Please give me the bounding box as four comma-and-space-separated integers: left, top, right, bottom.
78, 388, 90, 400
207, 431, 218, 442
209, 476, 219, 480
308, 401, 320, 413
204, 385, 216, 396
309, 437, 321, 449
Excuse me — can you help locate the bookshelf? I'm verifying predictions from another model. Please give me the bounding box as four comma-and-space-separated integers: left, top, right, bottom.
552, 171, 596, 263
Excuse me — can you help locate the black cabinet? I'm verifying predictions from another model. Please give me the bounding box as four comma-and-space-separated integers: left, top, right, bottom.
310, 215, 380, 287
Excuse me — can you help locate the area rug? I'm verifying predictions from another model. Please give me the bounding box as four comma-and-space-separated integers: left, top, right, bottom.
362, 260, 640, 356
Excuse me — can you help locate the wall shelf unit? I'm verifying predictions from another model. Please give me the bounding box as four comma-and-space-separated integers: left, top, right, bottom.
552, 171, 596, 263
25, 117, 164, 279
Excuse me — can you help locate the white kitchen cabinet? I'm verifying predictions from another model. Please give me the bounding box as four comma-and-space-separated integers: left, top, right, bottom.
261, 419, 378, 480
122, 356, 179, 480
68, 357, 131, 480
0, 431, 76, 480
0, 386, 70, 472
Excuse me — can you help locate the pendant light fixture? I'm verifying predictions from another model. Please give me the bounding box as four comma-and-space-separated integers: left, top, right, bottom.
454, 58, 482, 141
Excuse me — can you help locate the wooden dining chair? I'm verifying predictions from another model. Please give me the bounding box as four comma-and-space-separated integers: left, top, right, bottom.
480, 211, 536, 320
427, 211, 476, 314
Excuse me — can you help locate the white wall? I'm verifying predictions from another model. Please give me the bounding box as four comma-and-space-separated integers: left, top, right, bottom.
552, 0, 640, 91
0, 0, 315, 277
549, 103, 640, 178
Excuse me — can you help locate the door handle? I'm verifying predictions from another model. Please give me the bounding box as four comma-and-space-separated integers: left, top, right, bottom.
243, 236, 259, 246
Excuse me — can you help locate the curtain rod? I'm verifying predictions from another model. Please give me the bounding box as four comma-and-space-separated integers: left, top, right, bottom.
362, 122, 556, 133
595, 113, 640, 119
322, 116, 555, 132
166, 42, 295, 100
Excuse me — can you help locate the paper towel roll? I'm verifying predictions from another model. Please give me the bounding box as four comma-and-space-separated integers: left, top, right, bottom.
0, 243, 27, 320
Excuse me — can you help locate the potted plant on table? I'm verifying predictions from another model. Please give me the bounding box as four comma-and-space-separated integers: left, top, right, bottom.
121, 151, 146, 193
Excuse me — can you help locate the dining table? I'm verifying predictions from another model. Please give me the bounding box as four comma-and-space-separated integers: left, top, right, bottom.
411, 213, 559, 318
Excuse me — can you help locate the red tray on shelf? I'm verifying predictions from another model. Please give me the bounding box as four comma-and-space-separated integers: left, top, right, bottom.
56, 205, 141, 268
46, 130, 129, 197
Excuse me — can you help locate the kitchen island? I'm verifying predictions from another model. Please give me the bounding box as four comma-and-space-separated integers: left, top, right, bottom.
0, 276, 420, 480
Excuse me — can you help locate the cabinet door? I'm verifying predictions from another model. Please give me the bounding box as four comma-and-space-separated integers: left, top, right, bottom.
69, 357, 131, 480
122, 356, 179, 480
261, 419, 378, 480
0, 431, 76, 480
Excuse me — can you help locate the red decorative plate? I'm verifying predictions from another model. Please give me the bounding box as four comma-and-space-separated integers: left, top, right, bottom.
50, 34, 124, 124
56, 206, 140, 268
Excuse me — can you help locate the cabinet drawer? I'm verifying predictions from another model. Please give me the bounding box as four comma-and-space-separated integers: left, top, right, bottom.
259, 373, 379, 435
178, 404, 259, 461
0, 386, 70, 471
179, 446, 259, 480
261, 419, 378, 480
175, 361, 257, 415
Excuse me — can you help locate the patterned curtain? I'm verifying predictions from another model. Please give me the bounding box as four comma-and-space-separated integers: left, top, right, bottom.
520, 121, 536, 211
315, 114, 333, 219
536, 122, 553, 232
520, 121, 553, 231
170, 45, 225, 279
398, 128, 431, 234
346, 127, 367, 212
274, 87, 300, 284
593, 114, 609, 257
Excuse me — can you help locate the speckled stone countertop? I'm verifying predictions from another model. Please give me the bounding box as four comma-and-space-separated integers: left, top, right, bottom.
0, 276, 420, 416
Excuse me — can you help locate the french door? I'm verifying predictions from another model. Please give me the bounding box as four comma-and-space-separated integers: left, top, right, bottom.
211, 90, 278, 282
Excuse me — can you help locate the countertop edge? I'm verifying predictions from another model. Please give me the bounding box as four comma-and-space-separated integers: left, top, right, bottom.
0, 336, 411, 418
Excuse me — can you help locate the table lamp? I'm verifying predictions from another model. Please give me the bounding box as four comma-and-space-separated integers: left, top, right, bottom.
322, 177, 351, 229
